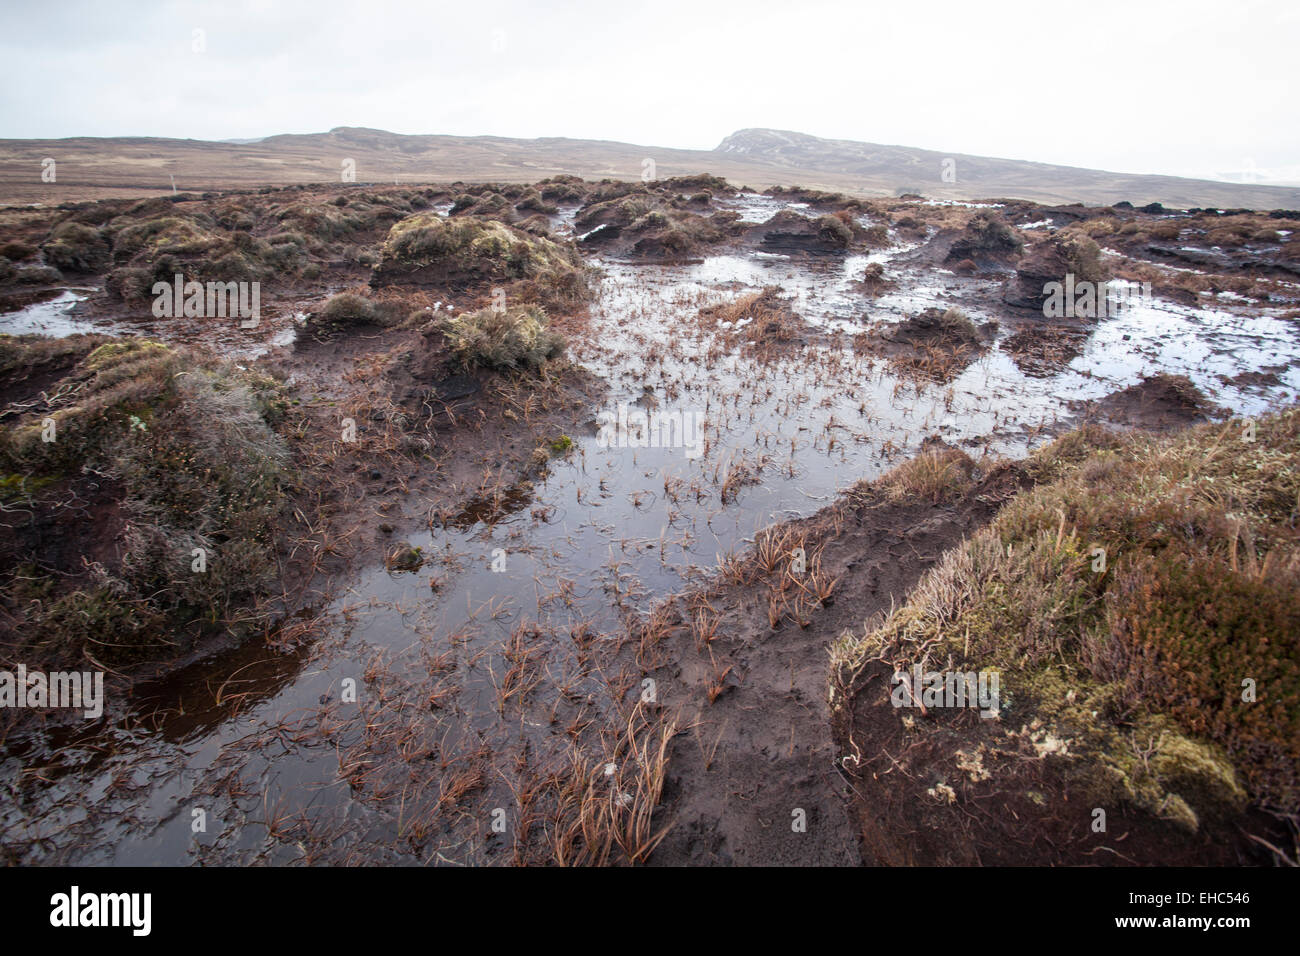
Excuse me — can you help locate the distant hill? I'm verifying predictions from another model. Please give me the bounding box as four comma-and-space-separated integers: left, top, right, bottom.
715, 128, 1300, 208
1, 125, 1297, 209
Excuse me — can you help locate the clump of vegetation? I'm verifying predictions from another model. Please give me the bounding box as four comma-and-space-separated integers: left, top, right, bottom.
833, 408, 1300, 826
573, 187, 741, 259
573, 194, 652, 235
0, 262, 61, 286
656, 174, 735, 196
861, 224, 891, 249
699, 286, 806, 355
373, 214, 589, 295
893, 307, 981, 348
41, 221, 111, 273
815, 214, 853, 248
1056, 228, 1107, 283
320, 292, 378, 322
515, 190, 559, 215
304, 292, 390, 337
859, 261, 891, 292
1007, 227, 1109, 309
110, 215, 220, 263
635, 210, 739, 257
948, 211, 1023, 262
538, 176, 588, 203
1081, 217, 1120, 239
89, 188, 429, 296
104, 266, 155, 302
880, 446, 975, 503
0, 336, 289, 669
764, 185, 859, 209
515, 214, 555, 239
276, 199, 395, 240
863, 307, 985, 383
439, 304, 565, 372
386, 543, 424, 573
102, 210, 312, 292
1144, 220, 1182, 241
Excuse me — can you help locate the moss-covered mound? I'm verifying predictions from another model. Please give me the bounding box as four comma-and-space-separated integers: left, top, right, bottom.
41, 188, 432, 301
0, 335, 289, 669
106, 208, 313, 294
41, 221, 112, 274
300, 291, 407, 339
372, 213, 588, 291
832, 409, 1300, 827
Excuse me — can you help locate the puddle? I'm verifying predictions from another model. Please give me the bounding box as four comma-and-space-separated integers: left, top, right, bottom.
0, 287, 305, 359
0, 289, 120, 336
722, 192, 810, 224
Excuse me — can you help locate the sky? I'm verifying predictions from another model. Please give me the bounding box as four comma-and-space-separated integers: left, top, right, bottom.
1, 0, 1297, 182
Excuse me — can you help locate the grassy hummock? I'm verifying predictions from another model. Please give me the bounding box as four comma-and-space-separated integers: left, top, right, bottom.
832, 409, 1300, 827
439, 304, 565, 372
376, 214, 585, 284
0, 335, 289, 669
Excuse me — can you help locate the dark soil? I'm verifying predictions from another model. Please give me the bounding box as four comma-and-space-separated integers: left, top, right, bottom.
1079, 373, 1226, 431
645, 462, 1030, 864
856, 308, 989, 383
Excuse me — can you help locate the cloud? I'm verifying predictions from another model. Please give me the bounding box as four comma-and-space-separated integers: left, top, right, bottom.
0, 0, 1295, 179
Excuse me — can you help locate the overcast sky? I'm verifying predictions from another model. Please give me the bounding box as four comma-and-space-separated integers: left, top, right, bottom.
2, 0, 1296, 182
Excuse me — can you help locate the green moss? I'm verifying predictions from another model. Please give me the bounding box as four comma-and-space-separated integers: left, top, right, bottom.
0, 472, 56, 501
85, 339, 172, 371
387, 544, 424, 572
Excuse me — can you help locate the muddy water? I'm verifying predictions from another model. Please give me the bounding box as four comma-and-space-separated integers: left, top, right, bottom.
0, 289, 108, 336
0, 290, 310, 358
3, 214, 1299, 865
